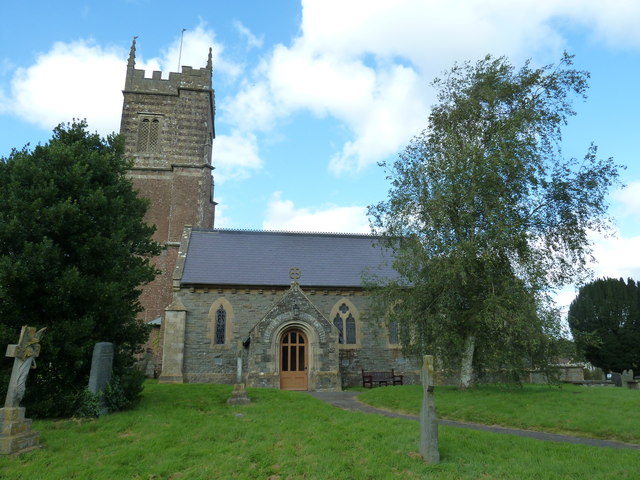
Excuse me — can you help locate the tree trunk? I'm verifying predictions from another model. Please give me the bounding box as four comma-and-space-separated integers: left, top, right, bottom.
459, 334, 475, 389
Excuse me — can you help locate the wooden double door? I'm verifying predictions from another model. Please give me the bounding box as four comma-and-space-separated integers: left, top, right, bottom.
279, 329, 308, 390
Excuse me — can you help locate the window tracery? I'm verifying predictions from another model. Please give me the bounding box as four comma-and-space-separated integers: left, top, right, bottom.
333, 302, 357, 345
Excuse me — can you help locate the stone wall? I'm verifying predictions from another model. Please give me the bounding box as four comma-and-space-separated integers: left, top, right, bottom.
171, 285, 420, 388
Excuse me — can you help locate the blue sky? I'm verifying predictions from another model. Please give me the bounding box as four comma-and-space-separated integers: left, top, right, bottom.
1, 0, 639, 309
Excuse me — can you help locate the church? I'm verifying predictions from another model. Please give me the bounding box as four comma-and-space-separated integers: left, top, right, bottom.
120, 39, 419, 391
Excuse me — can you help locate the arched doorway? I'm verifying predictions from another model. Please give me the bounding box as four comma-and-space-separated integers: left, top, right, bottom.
279, 329, 308, 390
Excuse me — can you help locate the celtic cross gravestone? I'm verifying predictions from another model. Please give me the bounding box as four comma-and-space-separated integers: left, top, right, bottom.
1, 326, 46, 455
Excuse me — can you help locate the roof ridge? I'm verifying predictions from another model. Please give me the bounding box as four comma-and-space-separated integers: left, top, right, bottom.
191, 227, 378, 238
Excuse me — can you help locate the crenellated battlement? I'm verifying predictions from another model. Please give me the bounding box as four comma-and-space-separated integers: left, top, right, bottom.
123, 37, 213, 94
124, 65, 213, 94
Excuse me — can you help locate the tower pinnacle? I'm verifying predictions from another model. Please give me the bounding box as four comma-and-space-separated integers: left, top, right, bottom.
207, 47, 213, 71
128, 36, 138, 69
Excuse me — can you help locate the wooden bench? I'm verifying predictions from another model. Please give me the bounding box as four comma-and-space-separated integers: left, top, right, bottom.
362, 369, 403, 388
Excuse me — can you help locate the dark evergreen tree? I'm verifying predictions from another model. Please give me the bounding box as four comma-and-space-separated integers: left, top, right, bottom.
568, 277, 640, 373
368, 54, 622, 387
0, 121, 161, 417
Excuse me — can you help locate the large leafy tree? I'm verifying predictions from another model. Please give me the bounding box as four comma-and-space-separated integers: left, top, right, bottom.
0, 121, 161, 416
568, 277, 640, 373
368, 54, 622, 387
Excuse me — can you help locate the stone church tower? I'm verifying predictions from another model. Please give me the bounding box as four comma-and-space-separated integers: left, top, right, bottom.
119, 38, 216, 347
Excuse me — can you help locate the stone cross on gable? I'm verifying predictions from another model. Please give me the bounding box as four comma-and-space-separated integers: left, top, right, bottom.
4, 326, 46, 408
289, 267, 301, 284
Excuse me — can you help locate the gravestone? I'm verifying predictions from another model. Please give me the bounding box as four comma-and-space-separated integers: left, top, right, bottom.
621, 370, 638, 389
1, 326, 46, 455
88, 342, 114, 415
88, 342, 113, 394
611, 372, 623, 387
419, 355, 440, 464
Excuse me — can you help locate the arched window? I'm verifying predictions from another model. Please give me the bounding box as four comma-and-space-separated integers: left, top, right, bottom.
137, 117, 161, 152
137, 118, 150, 151
388, 320, 399, 345
215, 305, 226, 345
345, 313, 356, 344
208, 299, 233, 347
333, 302, 357, 345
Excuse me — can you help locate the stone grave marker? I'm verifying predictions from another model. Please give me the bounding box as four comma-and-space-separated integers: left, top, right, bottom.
227, 340, 251, 406
621, 369, 638, 389
88, 342, 114, 415
419, 354, 440, 464
611, 372, 623, 387
1, 326, 46, 455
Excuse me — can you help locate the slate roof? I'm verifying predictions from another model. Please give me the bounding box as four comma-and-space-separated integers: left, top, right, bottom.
180, 229, 399, 288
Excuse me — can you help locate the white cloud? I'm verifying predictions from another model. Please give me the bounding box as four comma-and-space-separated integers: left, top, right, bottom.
553, 229, 640, 310
212, 196, 231, 228
328, 63, 427, 174
220, 0, 640, 175
589, 231, 640, 281
612, 182, 640, 220
234, 20, 264, 50
8, 40, 125, 136
220, 78, 275, 133
262, 192, 370, 233
2, 24, 238, 140
565, 0, 640, 48
213, 130, 263, 182
224, 35, 430, 174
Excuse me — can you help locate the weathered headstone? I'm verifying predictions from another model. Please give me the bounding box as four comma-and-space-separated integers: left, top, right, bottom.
88, 342, 114, 415
88, 342, 113, 394
1, 326, 45, 455
419, 354, 440, 464
611, 372, 623, 387
621, 369, 638, 389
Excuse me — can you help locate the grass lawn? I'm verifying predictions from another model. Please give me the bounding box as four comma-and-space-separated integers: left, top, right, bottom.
359, 384, 640, 444
0, 382, 638, 479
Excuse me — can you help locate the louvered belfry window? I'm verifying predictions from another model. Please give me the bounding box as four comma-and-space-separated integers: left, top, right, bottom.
137, 117, 160, 152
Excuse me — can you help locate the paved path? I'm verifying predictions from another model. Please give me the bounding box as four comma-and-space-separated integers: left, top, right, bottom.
307, 391, 640, 451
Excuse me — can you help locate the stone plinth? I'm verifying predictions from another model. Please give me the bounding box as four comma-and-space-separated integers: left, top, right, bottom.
227, 384, 251, 406
0, 407, 42, 455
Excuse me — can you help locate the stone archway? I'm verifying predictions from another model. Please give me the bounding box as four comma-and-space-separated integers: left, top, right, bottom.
245, 283, 341, 391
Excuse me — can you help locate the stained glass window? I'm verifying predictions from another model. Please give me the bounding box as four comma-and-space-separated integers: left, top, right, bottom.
345, 314, 356, 344
334, 303, 357, 345
333, 314, 344, 344
215, 305, 226, 344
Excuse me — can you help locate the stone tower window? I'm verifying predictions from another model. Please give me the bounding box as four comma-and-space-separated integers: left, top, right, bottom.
137, 117, 161, 152
215, 305, 226, 344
